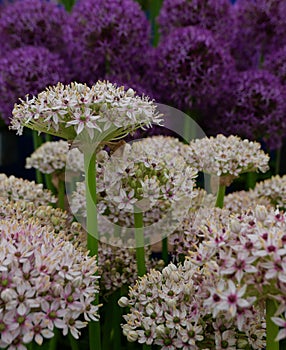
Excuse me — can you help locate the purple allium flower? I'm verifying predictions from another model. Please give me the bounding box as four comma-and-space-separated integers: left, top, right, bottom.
0, 46, 70, 124
263, 46, 286, 86
150, 26, 234, 111
64, 0, 151, 85
0, 0, 68, 55
231, 0, 286, 71
157, 0, 236, 44
210, 69, 286, 150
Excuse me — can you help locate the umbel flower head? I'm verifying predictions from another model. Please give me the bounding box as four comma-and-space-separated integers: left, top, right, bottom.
11, 81, 162, 143
189, 205, 286, 337
64, 0, 150, 84
0, 46, 70, 124
254, 175, 286, 210
184, 134, 269, 185
263, 45, 286, 86
0, 218, 99, 349
211, 70, 286, 150
0, 0, 68, 55
158, 0, 236, 44
150, 26, 234, 111
231, 0, 286, 70
26, 140, 84, 175
0, 174, 56, 206
119, 260, 265, 349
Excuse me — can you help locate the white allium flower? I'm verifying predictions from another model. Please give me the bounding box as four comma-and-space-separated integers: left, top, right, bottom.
26, 140, 84, 175
224, 190, 271, 213
0, 219, 99, 349
0, 174, 56, 205
120, 259, 265, 349
254, 175, 286, 209
184, 134, 269, 183
11, 81, 162, 142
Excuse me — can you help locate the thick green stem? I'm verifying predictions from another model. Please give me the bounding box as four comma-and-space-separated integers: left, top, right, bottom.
57, 179, 65, 210
247, 172, 257, 190
84, 151, 101, 350
275, 147, 281, 175
32, 131, 43, 184
45, 173, 57, 195
162, 237, 168, 265
48, 329, 59, 350
134, 210, 146, 277
183, 115, 192, 143
266, 299, 279, 350
215, 183, 226, 209
68, 333, 79, 350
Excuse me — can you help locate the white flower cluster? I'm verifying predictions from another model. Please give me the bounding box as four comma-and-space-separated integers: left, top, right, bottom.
184, 134, 269, 181
254, 175, 286, 209
11, 81, 162, 141
26, 140, 84, 174
120, 260, 265, 349
0, 219, 99, 349
0, 174, 56, 205
224, 190, 271, 213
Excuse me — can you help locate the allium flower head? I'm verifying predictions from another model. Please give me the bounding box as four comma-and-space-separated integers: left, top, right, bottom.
254, 175, 286, 210
184, 134, 269, 184
212, 69, 286, 150
120, 259, 265, 349
150, 26, 234, 110
231, 0, 286, 70
0, 46, 70, 124
158, 0, 236, 43
0, 0, 68, 55
0, 219, 99, 349
224, 190, 271, 213
189, 204, 286, 337
64, 0, 150, 84
263, 45, 286, 85
0, 174, 56, 206
26, 141, 84, 175
11, 81, 162, 142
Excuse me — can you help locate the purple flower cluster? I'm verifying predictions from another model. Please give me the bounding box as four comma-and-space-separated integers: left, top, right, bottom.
231, 0, 286, 70
0, 0, 68, 55
64, 0, 151, 85
150, 26, 234, 111
158, 0, 236, 44
0, 46, 70, 123
263, 45, 286, 86
210, 69, 286, 150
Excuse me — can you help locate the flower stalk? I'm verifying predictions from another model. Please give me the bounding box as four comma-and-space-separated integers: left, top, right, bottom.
215, 182, 226, 209
32, 131, 43, 184
84, 149, 101, 350
134, 209, 146, 277
266, 299, 279, 350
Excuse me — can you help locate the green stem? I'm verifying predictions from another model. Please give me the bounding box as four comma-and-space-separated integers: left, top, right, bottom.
134, 210, 146, 277
275, 147, 281, 175
112, 289, 122, 350
45, 173, 57, 195
68, 333, 79, 350
266, 299, 279, 350
143, 344, 152, 350
48, 329, 59, 350
114, 225, 121, 238
149, 0, 163, 46
32, 131, 43, 184
84, 150, 101, 350
45, 133, 52, 142
162, 237, 168, 265
57, 179, 65, 210
247, 172, 257, 190
215, 183, 226, 209
183, 115, 192, 143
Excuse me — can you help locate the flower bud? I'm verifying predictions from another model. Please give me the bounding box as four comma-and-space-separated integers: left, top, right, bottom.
230, 219, 241, 234
126, 330, 138, 342
156, 325, 166, 337
255, 205, 268, 222
118, 296, 129, 308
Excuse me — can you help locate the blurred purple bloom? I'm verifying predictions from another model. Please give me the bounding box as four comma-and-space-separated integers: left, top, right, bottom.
0, 0, 68, 56
0, 46, 70, 124
231, 0, 286, 70
210, 69, 286, 150
263, 46, 286, 86
158, 0, 236, 44
64, 0, 151, 84
150, 26, 234, 111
